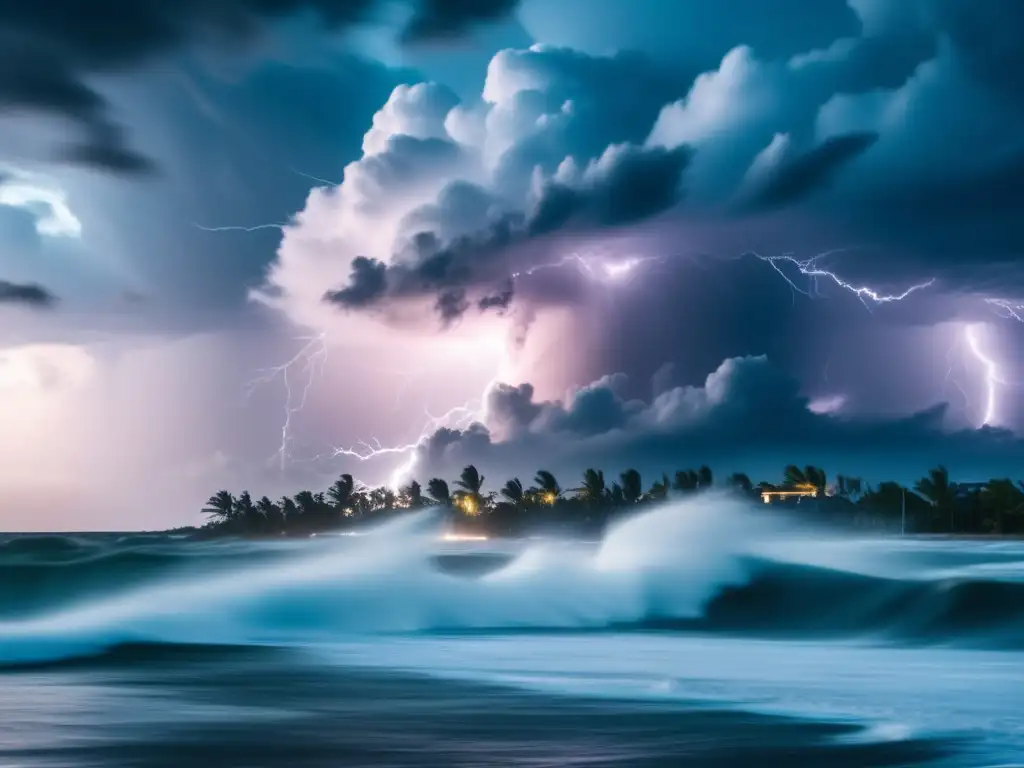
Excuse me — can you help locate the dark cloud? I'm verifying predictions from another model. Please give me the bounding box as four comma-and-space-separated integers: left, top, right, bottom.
435, 288, 468, 327
744, 131, 878, 211
0, 0, 520, 174
530, 144, 692, 233
0, 279, 57, 308
478, 282, 514, 314
402, 0, 521, 44
324, 256, 387, 308
55, 130, 158, 176
324, 142, 691, 322
412, 354, 1024, 485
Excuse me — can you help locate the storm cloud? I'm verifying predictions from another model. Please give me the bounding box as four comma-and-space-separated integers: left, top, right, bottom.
0, 0, 522, 173
410, 354, 1024, 487
0, 279, 56, 308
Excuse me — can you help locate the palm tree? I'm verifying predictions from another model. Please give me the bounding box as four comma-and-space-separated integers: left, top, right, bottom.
697, 465, 713, 489
620, 469, 643, 504
400, 480, 425, 509
488, 477, 525, 535
294, 490, 319, 518
427, 478, 451, 506
233, 490, 260, 529
672, 469, 699, 493
647, 473, 670, 501
981, 478, 1024, 533
255, 496, 283, 532
577, 469, 606, 504
453, 465, 486, 515
725, 472, 753, 494
533, 470, 562, 505
914, 465, 956, 532
608, 482, 625, 505
203, 490, 235, 523
500, 478, 526, 507
327, 475, 355, 509
784, 465, 826, 494
278, 496, 298, 521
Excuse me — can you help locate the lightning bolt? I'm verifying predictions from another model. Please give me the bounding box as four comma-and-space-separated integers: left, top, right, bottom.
245, 333, 329, 469
194, 222, 288, 233
985, 298, 1024, 323
327, 252, 663, 487
332, 387, 492, 489
751, 250, 936, 310
963, 324, 1005, 427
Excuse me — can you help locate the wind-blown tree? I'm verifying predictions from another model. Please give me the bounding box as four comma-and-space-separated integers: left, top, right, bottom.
672, 470, 700, 494
255, 496, 283, 533
608, 482, 625, 506
427, 478, 451, 507
204, 490, 235, 523
859, 482, 928, 530
293, 490, 321, 529
981, 479, 1024, 533
577, 469, 606, 504
491, 477, 527, 535
620, 469, 643, 504
327, 474, 355, 511
835, 475, 865, 502
532, 470, 562, 505
400, 480, 425, 509
914, 465, 956, 532
697, 465, 714, 489
453, 465, 486, 515
278, 496, 298, 521
647, 473, 670, 501
500, 478, 526, 507
725, 472, 753, 495
784, 465, 827, 494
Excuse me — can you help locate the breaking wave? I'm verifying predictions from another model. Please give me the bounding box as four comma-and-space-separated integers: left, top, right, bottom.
1, 496, 1023, 667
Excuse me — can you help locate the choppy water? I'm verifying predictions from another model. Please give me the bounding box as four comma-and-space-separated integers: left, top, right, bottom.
2, 496, 1022, 766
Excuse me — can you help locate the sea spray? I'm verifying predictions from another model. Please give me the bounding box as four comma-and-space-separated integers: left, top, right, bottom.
2, 496, 1024, 666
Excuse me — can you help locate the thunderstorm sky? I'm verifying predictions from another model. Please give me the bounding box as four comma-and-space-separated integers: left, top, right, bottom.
1, 0, 1023, 530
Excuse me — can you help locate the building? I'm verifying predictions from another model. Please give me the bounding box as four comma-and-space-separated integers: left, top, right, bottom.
761, 484, 819, 504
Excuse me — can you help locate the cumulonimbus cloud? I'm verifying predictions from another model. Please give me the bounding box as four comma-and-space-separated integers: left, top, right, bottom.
264, 5, 1024, 339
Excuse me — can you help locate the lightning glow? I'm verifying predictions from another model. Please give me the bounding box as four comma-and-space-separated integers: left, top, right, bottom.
512, 253, 663, 284
752, 251, 935, 310
244, 333, 329, 469
328, 252, 664, 488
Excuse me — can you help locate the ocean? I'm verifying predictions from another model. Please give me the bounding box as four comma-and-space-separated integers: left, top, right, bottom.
1, 497, 1022, 767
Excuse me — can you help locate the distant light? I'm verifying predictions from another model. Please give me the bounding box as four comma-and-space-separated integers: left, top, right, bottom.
441, 533, 488, 541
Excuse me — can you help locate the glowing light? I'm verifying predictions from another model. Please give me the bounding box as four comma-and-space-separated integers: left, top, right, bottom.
752, 251, 935, 310
963, 324, 1000, 426
456, 495, 479, 515
440, 533, 488, 541
541, 491, 557, 505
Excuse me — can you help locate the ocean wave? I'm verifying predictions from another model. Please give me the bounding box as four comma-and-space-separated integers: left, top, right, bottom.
1, 498, 1022, 667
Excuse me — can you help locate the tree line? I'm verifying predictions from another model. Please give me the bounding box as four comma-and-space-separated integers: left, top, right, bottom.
197, 463, 1024, 538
